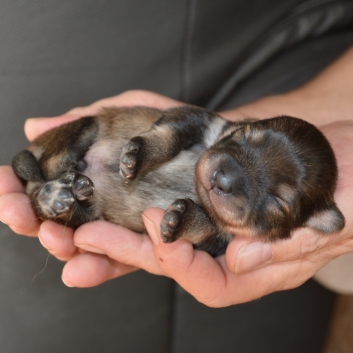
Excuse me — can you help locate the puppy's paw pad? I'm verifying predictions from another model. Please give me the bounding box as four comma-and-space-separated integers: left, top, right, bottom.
38, 183, 75, 217
52, 200, 67, 212
120, 138, 143, 183
160, 199, 187, 243
58, 188, 74, 202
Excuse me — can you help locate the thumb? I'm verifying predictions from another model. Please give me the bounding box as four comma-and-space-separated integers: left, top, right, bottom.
24, 114, 81, 141
142, 208, 196, 275
142, 208, 232, 307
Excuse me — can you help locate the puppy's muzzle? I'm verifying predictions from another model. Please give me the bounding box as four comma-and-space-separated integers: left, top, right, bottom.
198, 152, 249, 195
209, 159, 249, 198
196, 152, 251, 228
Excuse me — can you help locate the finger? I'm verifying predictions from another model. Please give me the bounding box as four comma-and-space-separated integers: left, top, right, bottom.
65, 106, 102, 116
143, 213, 234, 307
62, 252, 138, 287
148, 232, 322, 307
66, 90, 183, 116
0, 166, 25, 195
153, 241, 324, 307
24, 114, 81, 141
142, 207, 323, 277
24, 91, 183, 141
143, 208, 236, 306
225, 238, 273, 274
66, 91, 183, 116
225, 225, 350, 276
85, 90, 183, 111
73, 220, 164, 275
142, 208, 332, 307
38, 221, 77, 261
225, 229, 317, 273
0, 193, 39, 236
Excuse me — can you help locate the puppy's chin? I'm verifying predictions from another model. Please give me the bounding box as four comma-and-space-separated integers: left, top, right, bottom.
195, 152, 253, 236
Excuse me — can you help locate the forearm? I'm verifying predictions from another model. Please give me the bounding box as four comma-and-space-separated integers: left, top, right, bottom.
221, 46, 353, 126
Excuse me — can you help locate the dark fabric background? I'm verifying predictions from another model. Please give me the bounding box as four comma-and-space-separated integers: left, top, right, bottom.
0, 1, 352, 352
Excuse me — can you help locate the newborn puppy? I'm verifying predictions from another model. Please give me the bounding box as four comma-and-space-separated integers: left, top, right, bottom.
12, 106, 345, 256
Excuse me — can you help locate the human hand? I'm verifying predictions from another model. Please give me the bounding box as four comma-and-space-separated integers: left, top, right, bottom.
141, 120, 353, 306
2, 47, 353, 307
54, 119, 353, 308
61, 49, 353, 305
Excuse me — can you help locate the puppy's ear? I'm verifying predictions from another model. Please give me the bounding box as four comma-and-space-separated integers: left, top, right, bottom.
12, 150, 43, 182
305, 203, 345, 234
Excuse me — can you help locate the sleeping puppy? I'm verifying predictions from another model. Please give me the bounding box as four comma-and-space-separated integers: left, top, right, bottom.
12, 106, 345, 256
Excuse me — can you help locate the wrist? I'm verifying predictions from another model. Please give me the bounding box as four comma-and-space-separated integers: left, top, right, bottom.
220, 88, 353, 127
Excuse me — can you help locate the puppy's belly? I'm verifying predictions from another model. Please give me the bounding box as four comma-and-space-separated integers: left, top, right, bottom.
83, 141, 201, 232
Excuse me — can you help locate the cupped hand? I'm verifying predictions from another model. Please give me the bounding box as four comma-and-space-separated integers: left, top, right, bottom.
60, 120, 353, 307
35, 119, 353, 308
141, 120, 353, 306
1, 88, 353, 308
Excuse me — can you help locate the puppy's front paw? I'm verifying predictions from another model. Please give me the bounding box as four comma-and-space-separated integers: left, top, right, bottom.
119, 137, 144, 183
160, 199, 187, 243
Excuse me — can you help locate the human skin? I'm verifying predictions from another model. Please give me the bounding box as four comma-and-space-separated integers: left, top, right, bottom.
0, 48, 352, 308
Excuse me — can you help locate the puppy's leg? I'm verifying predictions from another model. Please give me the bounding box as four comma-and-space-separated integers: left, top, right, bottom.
12, 150, 44, 183
12, 117, 100, 227
160, 198, 229, 257
120, 106, 226, 182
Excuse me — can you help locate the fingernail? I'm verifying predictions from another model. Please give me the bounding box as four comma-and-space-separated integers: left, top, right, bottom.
75, 244, 105, 255
142, 214, 159, 245
62, 276, 75, 288
38, 231, 53, 252
26, 117, 45, 123
235, 242, 273, 274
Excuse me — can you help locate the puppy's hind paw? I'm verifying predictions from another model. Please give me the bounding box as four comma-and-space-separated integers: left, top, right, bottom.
35, 172, 94, 219
73, 174, 94, 200
36, 182, 75, 218
160, 199, 187, 243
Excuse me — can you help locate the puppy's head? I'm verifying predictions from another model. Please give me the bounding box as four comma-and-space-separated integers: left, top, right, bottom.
196, 117, 345, 240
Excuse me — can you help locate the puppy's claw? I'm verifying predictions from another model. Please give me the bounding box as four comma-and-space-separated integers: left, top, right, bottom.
120, 168, 135, 183
164, 212, 179, 228
121, 154, 136, 169
161, 235, 173, 243
61, 172, 76, 184
176, 202, 186, 212
124, 141, 140, 152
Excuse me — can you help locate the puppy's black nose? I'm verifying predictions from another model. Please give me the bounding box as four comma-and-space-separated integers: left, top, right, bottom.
210, 160, 249, 197
211, 169, 234, 194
